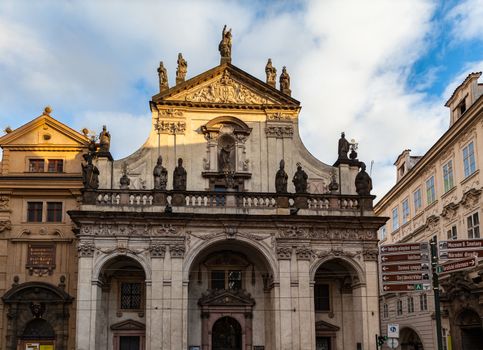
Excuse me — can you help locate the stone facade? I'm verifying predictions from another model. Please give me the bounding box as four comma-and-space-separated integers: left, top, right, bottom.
0, 109, 89, 349
375, 72, 483, 350
68, 41, 385, 350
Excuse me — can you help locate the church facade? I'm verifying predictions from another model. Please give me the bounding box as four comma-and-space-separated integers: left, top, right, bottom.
1, 29, 385, 350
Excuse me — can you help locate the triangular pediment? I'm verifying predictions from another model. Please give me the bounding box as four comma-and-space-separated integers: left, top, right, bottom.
110, 319, 145, 331
315, 320, 340, 332
0, 113, 89, 148
152, 64, 300, 107
198, 289, 256, 307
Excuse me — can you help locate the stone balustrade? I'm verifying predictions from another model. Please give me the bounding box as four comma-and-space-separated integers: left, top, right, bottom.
83, 189, 373, 213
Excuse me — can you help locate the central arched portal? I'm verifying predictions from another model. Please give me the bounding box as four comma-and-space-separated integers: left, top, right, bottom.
212, 316, 242, 350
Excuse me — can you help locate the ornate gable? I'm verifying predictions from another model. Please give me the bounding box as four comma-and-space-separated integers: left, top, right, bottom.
315, 320, 340, 332
198, 289, 256, 307
110, 319, 146, 331
152, 64, 300, 107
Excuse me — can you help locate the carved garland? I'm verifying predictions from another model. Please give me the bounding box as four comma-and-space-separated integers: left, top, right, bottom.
265, 125, 294, 139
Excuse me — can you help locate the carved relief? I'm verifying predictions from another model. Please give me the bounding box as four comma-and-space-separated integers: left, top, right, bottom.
0, 196, 10, 210
278, 226, 309, 238
426, 215, 440, 231
458, 127, 476, 147
184, 70, 272, 105
158, 108, 183, 119
266, 112, 292, 122
276, 247, 292, 260
0, 220, 12, 233
149, 242, 166, 258
265, 125, 294, 138
460, 188, 481, 209
154, 120, 186, 134
78, 241, 96, 257
362, 248, 378, 261
296, 247, 314, 260
156, 224, 178, 236
170, 244, 185, 258
441, 202, 459, 220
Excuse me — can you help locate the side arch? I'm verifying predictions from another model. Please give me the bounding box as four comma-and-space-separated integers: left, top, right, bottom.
309, 255, 366, 285
92, 252, 152, 282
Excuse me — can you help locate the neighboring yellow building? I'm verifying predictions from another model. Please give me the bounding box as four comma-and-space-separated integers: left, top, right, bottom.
0, 108, 89, 350
375, 72, 483, 350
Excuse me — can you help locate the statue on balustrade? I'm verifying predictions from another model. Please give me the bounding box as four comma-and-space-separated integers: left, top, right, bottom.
158, 61, 169, 92
119, 162, 130, 189
219, 25, 232, 62
153, 155, 168, 190
275, 159, 288, 193
338, 132, 350, 160
292, 164, 308, 193
81, 153, 99, 189
279, 66, 291, 95
99, 125, 111, 152
355, 162, 372, 195
173, 158, 187, 191
176, 53, 187, 85
265, 58, 277, 88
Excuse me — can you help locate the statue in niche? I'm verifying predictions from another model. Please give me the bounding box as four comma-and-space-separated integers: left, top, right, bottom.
153, 155, 168, 190
265, 58, 277, 87
219, 25, 232, 62
157, 61, 169, 91
218, 135, 236, 172
338, 132, 350, 160
275, 159, 288, 193
355, 162, 372, 195
98, 125, 111, 152
119, 162, 130, 189
173, 158, 187, 191
176, 53, 187, 85
292, 164, 308, 194
279, 66, 291, 95
81, 153, 99, 189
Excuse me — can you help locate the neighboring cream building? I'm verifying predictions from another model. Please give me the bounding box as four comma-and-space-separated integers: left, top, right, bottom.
375, 72, 483, 350
0, 110, 89, 349
67, 33, 385, 350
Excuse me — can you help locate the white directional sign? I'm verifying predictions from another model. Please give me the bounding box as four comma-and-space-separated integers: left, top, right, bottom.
387, 323, 399, 338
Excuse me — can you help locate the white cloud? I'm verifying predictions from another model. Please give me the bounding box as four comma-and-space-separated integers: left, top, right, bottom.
447, 0, 483, 41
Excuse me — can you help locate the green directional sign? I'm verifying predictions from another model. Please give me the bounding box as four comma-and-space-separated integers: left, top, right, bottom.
414, 284, 423, 290
436, 266, 443, 273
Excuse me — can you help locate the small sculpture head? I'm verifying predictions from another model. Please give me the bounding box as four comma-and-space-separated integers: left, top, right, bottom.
157, 156, 163, 165
102, 125, 107, 132
279, 159, 285, 169
178, 158, 183, 166
341, 132, 345, 138
360, 162, 366, 171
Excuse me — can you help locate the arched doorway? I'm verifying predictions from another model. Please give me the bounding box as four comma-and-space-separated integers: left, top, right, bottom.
457, 308, 483, 350
313, 258, 363, 350
95, 256, 147, 350
400, 327, 423, 350
2, 282, 73, 350
212, 316, 242, 350
187, 240, 274, 350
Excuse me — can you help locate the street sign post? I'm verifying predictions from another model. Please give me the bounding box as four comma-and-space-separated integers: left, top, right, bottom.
387, 324, 399, 338
380, 242, 432, 293
437, 256, 477, 274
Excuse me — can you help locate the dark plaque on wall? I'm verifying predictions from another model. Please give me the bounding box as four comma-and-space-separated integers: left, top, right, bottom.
26, 243, 56, 276
254, 347, 265, 350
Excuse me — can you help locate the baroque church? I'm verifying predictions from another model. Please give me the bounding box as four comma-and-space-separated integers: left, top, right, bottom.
0, 28, 385, 350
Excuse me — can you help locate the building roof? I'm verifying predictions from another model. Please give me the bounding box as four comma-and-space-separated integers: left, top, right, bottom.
444, 72, 482, 107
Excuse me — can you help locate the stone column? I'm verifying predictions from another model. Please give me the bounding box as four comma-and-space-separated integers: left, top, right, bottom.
170, 244, 185, 349
149, 247, 165, 350
75, 254, 95, 350
277, 248, 293, 350
296, 254, 312, 350
364, 258, 380, 350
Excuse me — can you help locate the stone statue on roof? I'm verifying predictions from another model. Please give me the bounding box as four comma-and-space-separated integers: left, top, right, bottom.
176, 53, 187, 85
292, 164, 308, 194
338, 132, 350, 160
265, 58, 277, 88
275, 159, 288, 193
279, 66, 291, 96
355, 162, 372, 195
173, 158, 187, 191
153, 155, 168, 190
219, 25, 232, 64
98, 125, 110, 152
157, 61, 169, 92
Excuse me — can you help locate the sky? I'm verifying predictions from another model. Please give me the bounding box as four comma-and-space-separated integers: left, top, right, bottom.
1, 0, 482, 198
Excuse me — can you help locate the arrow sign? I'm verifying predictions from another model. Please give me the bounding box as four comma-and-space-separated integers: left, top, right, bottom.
381, 253, 429, 263
380, 243, 428, 254
382, 283, 428, 292
439, 239, 483, 250
439, 250, 483, 260
382, 273, 430, 282
438, 256, 477, 274
382, 263, 430, 273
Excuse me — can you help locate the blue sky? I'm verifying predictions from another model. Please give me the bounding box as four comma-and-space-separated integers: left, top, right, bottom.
0, 0, 482, 197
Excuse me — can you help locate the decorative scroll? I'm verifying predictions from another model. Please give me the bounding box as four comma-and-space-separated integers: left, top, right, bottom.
27, 243, 56, 276
265, 125, 294, 138
184, 71, 273, 105
0, 220, 12, 233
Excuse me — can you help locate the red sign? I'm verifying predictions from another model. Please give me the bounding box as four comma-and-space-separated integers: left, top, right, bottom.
439, 239, 483, 250
439, 257, 476, 274
380, 243, 428, 254
382, 273, 430, 282
380, 253, 429, 263
381, 263, 429, 273
439, 250, 483, 260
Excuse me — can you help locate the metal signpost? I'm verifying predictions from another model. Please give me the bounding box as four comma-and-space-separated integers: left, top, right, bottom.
380, 242, 431, 294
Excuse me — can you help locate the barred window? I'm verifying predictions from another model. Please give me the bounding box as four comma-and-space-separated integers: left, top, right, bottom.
120, 282, 142, 310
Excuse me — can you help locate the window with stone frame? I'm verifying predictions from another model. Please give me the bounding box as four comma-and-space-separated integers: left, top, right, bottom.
420, 294, 428, 311
120, 282, 143, 310
210, 270, 242, 290
426, 176, 436, 205
396, 299, 403, 315
447, 225, 457, 240
442, 160, 454, 193
392, 207, 399, 231
29, 159, 45, 172
402, 198, 410, 224
407, 296, 414, 313
204, 251, 250, 292
467, 212, 480, 239
383, 303, 388, 318
47, 159, 64, 173
314, 283, 330, 312
413, 188, 422, 211
27, 202, 43, 222
46, 202, 62, 222
463, 141, 476, 178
